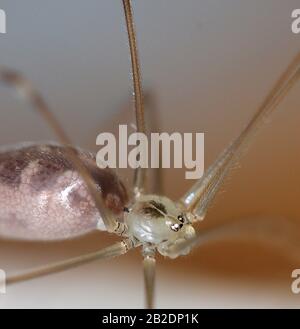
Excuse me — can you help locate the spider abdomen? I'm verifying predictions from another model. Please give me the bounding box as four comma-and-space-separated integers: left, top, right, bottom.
0, 143, 128, 241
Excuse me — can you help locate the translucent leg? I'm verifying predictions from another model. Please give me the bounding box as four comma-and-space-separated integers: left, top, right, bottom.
122, 0, 147, 196
143, 245, 156, 309
7, 239, 134, 285
170, 216, 300, 261
180, 52, 300, 221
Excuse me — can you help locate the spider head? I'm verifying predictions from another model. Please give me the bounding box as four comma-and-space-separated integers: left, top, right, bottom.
124, 194, 196, 258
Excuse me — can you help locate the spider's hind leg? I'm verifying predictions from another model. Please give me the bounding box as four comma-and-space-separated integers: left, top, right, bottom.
7, 239, 136, 285
0, 67, 118, 232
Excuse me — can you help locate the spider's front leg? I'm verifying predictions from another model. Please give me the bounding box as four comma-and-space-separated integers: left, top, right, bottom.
176, 51, 300, 255
142, 244, 156, 309
181, 52, 300, 220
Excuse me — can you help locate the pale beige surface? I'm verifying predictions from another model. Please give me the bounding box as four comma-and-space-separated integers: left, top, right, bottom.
0, 0, 300, 308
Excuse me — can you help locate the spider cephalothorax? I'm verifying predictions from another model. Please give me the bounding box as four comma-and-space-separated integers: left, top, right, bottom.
124, 195, 196, 258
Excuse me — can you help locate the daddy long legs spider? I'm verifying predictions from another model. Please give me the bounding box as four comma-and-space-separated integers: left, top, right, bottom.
0, 0, 298, 306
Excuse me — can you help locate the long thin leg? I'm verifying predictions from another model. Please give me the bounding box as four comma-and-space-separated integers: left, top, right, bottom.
6, 239, 134, 285
122, 0, 147, 196
169, 217, 300, 261
142, 245, 156, 309
0, 68, 117, 232
180, 52, 300, 220
143, 255, 156, 309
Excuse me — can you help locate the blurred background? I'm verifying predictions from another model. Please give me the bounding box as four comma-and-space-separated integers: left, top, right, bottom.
0, 0, 300, 308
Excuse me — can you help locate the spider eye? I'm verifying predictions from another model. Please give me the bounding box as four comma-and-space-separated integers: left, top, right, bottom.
177, 215, 185, 223
171, 223, 181, 232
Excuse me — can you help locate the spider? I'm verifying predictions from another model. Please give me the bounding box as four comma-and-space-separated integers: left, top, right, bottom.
0, 0, 300, 309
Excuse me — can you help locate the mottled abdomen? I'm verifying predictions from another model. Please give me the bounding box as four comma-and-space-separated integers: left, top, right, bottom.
0, 143, 128, 241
